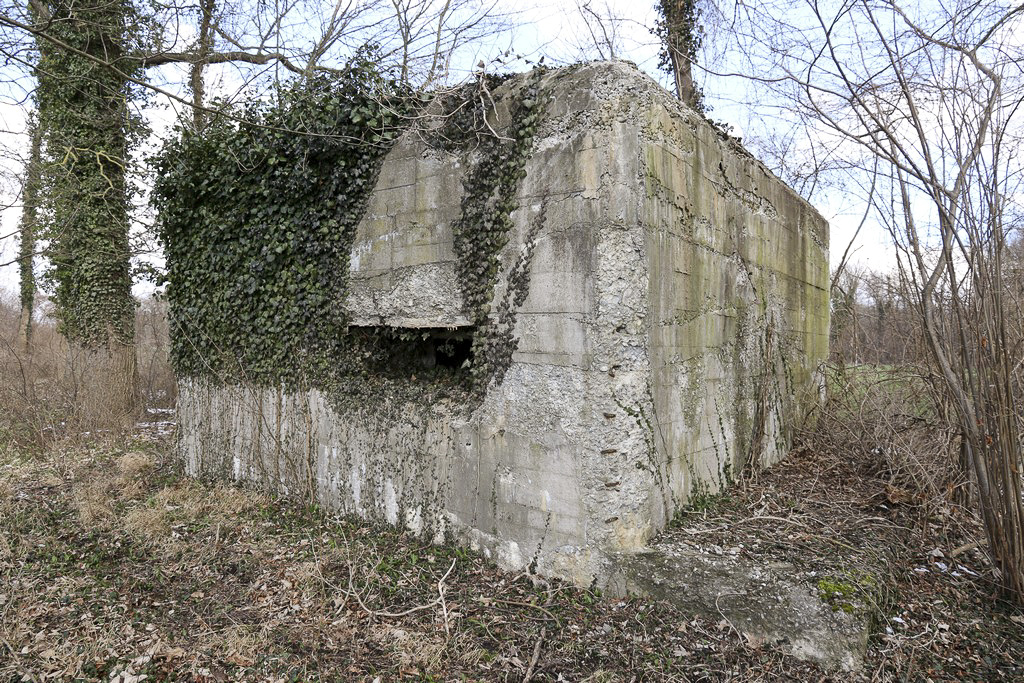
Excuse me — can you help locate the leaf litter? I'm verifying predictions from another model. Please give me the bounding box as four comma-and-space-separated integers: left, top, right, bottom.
0, 430, 1021, 682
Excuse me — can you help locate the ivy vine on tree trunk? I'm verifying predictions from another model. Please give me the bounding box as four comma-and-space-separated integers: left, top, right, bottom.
34, 0, 148, 420
655, 0, 705, 111
17, 117, 41, 352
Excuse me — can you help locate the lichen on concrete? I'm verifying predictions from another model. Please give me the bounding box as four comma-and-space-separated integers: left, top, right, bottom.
613, 542, 869, 671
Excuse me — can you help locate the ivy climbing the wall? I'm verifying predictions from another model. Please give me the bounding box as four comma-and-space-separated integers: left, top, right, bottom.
431, 68, 547, 392
154, 58, 411, 388
154, 63, 546, 411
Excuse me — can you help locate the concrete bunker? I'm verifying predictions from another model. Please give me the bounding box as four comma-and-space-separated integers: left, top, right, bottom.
176, 61, 830, 586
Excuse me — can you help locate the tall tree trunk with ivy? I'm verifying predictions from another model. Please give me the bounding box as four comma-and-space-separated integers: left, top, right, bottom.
18, 118, 41, 353
34, 0, 143, 423
655, 0, 704, 111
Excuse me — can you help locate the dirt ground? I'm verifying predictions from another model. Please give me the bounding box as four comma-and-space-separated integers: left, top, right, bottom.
664, 444, 1024, 682
1, 430, 1021, 682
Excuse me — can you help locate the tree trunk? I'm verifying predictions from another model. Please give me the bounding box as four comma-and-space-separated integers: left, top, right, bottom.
18, 119, 42, 353
69, 337, 141, 429
190, 0, 215, 130
660, 0, 702, 111
34, 0, 142, 421
670, 48, 697, 108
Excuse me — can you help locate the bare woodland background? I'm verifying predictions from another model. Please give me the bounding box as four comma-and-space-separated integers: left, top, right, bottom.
0, 0, 1022, 604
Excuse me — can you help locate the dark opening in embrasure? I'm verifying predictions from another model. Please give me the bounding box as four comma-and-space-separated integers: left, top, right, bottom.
349, 325, 475, 374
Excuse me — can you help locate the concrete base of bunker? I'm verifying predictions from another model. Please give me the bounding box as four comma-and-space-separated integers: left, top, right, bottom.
612, 544, 873, 671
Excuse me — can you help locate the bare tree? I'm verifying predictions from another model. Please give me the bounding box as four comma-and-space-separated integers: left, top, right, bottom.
0, 0, 518, 421
16, 116, 39, 352
568, 0, 625, 61
722, 0, 1024, 601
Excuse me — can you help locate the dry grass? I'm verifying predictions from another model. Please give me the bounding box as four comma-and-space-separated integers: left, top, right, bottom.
0, 290, 176, 450
370, 624, 448, 671
118, 450, 157, 479
123, 478, 269, 556
208, 624, 273, 667
71, 475, 118, 527
804, 363, 961, 502
123, 502, 172, 542
0, 436, 834, 682
69, 450, 160, 528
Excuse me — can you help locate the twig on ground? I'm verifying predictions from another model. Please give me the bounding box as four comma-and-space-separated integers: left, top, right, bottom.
482, 597, 562, 627
714, 592, 745, 646
522, 625, 546, 683
438, 557, 456, 636
344, 554, 457, 621
522, 586, 555, 683
679, 514, 813, 534
951, 539, 984, 558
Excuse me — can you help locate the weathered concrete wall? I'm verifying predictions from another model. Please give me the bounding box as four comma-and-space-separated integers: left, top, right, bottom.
641, 87, 830, 521
177, 61, 829, 586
